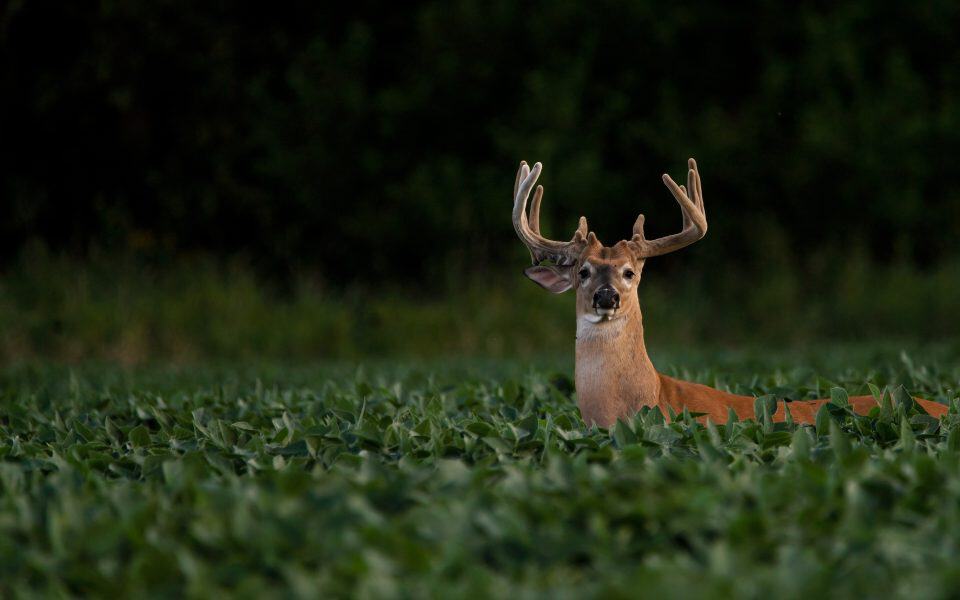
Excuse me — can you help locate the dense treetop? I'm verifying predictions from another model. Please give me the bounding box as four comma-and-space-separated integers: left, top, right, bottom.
3, 1, 959, 284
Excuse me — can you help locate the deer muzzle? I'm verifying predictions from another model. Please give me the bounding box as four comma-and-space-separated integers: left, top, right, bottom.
593, 285, 620, 313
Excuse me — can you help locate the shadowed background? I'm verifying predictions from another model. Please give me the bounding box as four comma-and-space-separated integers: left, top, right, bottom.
2, 1, 960, 362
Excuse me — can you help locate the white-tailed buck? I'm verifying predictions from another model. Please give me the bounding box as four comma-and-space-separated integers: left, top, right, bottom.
512, 158, 948, 426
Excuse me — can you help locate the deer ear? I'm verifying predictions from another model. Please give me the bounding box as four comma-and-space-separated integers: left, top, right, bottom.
524, 265, 573, 293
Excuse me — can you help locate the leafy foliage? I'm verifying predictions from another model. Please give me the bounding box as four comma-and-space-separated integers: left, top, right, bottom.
3, 2, 960, 282
3, 357, 960, 596
7, 254, 960, 363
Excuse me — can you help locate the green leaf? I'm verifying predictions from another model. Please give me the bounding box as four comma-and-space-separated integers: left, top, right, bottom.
516, 414, 538, 438
791, 427, 811, 461
482, 437, 512, 453
893, 386, 916, 414
128, 425, 151, 448
829, 387, 850, 408
900, 419, 916, 453
725, 407, 739, 435
693, 427, 724, 463
815, 403, 831, 436
612, 420, 637, 448
760, 431, 793, 449
754, 395, 777, 424
706, 419, 724, 448
879, 388, 894, 420
830, 420, 850, 459
665, 404, 678, 423
104, 417, 122, 444
948, 426, 960, 452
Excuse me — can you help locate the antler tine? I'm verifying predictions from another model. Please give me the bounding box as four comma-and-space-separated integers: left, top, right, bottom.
629, 158, 708, 258
689, 157, 705, 217
529, 185, 543, 233
512, 161, 587, 265
514, 161, 525, 200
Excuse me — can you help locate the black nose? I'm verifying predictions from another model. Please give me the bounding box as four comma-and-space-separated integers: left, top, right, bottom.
593, 286, 620, 310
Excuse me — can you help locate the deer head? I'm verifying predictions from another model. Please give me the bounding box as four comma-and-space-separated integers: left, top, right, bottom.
513, 158, 708, 325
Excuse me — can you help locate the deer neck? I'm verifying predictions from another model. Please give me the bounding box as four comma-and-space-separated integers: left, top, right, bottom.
574, 302, 660, 427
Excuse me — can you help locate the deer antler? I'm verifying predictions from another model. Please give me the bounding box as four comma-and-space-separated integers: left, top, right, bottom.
628, 158, 708, 258
513, 161, 589, 266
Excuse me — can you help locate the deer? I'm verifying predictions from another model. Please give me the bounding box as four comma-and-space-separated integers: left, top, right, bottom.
512, 158, 948, 427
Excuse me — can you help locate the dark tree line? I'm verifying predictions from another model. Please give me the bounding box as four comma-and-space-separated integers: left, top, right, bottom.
2, 1, 959, 285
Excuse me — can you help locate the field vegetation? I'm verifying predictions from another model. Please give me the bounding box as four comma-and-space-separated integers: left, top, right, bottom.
4, 350, 960, 597
5, 251, 960, 363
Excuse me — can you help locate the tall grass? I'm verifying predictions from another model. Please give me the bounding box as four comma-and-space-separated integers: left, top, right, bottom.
2, 247, 960, 363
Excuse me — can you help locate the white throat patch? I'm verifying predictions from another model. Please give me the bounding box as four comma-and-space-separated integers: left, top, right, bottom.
577, 314, 627, 340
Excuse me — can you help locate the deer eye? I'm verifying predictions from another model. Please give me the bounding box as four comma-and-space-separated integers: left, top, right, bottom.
624, 269, 635, 280
578, 268, 590, 280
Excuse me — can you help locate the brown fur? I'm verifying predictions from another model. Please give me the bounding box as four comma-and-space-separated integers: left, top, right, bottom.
513, 158, 948, 427
573, 244, 947, 426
